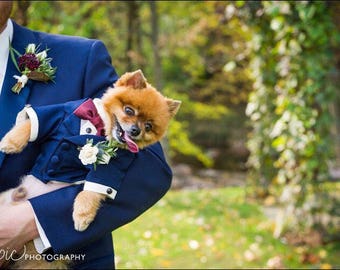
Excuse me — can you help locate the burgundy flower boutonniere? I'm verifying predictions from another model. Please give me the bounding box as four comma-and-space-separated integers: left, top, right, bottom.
10, 43, 57, 94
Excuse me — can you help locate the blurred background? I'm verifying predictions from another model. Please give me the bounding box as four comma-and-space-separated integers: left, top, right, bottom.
11, 1, 340, 268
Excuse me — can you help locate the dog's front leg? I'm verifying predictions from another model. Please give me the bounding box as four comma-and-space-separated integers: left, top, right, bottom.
73, 191, 106, 232
0, 120, 31, 153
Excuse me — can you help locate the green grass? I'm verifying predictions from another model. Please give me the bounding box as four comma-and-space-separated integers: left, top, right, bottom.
113, 187, 339, 269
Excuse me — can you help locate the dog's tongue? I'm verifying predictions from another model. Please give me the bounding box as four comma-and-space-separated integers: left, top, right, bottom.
124, 133, 139, 153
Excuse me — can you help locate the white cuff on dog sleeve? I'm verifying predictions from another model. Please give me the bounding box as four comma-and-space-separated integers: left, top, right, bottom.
83, 181, 117, 200
16, 105, 39, 142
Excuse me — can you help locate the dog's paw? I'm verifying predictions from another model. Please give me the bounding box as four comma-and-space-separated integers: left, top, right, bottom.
73, 209, 96, 232
0, 121, 30, 154
73, 190, 103, 232
72, 194, 97, 231
0, 137, 25, 153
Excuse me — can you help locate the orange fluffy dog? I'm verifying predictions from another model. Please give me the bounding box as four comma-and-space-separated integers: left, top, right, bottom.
0, 70, 181, 269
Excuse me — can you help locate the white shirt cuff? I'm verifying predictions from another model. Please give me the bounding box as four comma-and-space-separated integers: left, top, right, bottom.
83, 181, 117, 200
29, 203, 52, 254
15, 105, 39, 142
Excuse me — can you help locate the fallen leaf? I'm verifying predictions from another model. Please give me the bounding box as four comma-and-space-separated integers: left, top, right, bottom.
266, 255, 284, 269
300, 252, 320, 264
320, 263, 333, 269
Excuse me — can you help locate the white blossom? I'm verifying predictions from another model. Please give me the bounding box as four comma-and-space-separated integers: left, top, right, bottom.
26, 43, 36, 54
36, 50, 47, 61
143, 230, 152, 239
188, 240, 200, 250
78, 144, 98, 165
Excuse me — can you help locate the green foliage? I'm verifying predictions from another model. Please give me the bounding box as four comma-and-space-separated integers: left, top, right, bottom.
167, 120, 213, 167
160, 1, 252, 107
158, 1, 253, 168
114, 187, 340, 268
163, 87, 228, 167
243, 1, 339, 234
26, 1, 130, 74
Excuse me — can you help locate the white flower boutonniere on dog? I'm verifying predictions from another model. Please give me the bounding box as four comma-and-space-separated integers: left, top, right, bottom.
78, 139, 120, 169
10, 43, 57, 94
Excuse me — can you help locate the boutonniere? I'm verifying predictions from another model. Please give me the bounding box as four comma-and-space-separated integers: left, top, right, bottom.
10, 43, 57, 94
78, 139, 120, 170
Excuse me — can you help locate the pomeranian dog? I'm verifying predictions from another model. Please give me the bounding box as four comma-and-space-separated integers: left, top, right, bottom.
0, 69, 181, 269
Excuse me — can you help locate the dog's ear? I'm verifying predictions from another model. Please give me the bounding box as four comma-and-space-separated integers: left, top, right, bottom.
166, 98, 181, 117
116, 69, 147, 89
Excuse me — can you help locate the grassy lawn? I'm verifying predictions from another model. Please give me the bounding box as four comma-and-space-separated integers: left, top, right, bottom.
113, 187, 339, 269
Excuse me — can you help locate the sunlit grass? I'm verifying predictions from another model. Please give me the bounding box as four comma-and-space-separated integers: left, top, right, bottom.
113, 187, 339, 269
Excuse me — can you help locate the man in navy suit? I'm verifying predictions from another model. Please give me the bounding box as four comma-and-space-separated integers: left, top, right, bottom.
0, 2, 172, 269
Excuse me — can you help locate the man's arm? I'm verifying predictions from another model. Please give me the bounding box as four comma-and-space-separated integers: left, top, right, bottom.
82, 40, 119, 99
29, 143, 172, 254
0, 202, 38, 267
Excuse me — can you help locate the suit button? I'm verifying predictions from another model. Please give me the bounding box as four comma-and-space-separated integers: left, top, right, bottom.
61, 142, 70, 150
106, 188, 113, 195
51, 155, 59, 164
86, 127, 92, 134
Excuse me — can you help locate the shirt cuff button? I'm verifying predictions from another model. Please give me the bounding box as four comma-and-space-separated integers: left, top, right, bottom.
106, 188, 113, 194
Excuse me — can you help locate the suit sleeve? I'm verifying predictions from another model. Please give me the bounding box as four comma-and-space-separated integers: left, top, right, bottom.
16, 103, 65, 143
82, 40, 119, 99
29, 143, 172, 254
83, 149, 136, 200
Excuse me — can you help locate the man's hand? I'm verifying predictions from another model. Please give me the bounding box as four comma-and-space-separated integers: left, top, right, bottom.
0, 202, 38, 267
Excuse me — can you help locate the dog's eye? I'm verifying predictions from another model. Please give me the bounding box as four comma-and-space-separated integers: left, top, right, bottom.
145, 122, 152, 132
124, 106, 135, 116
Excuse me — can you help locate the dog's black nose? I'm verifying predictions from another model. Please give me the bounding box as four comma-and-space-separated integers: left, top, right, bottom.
130, 125, 141, 137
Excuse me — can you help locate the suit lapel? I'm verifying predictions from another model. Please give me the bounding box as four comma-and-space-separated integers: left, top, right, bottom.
0, 21, 37, 166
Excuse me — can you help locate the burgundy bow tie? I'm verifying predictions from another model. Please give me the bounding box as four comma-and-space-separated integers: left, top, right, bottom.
74, 99, 105, 136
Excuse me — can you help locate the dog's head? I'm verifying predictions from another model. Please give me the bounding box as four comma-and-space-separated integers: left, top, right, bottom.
101, 70, 181, 152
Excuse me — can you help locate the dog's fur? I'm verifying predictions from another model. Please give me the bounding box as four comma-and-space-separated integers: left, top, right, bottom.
0, 70, 181, 269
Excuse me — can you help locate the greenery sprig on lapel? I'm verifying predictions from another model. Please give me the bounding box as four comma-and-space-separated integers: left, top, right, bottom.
10, 43, 57, 94
78, 139, 120, 170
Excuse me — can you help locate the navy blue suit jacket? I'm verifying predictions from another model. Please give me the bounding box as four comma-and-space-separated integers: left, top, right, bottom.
27, 98, 135, 193
0, 21, 172, 269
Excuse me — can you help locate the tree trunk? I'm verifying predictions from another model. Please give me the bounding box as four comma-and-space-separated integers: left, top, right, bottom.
14, 1, 31, 26
135, 3, 145, 71
329, 1, 340, 167
150, 1, 162, 90
149, 1, 170, 160
126, 1, 138, 71
125, 1, 145, 71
